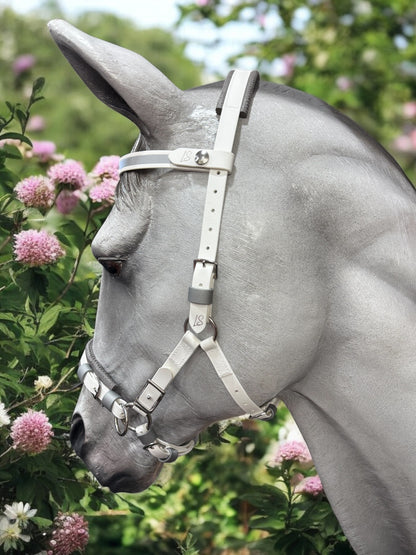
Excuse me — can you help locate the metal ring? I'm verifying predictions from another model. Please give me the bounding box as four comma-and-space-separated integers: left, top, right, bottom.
114, 404, 129, 436
183, 317, 217, 341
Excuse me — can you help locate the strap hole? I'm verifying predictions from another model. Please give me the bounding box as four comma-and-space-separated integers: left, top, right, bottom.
213, 189, 218, 193
208, 227, 213, 231
211, 208, 215, 212
206, 246, 210, 250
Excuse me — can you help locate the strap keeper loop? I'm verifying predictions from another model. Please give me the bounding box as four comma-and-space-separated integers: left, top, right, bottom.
188, 287, 214, 305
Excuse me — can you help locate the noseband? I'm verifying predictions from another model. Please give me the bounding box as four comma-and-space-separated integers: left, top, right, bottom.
77, 70, 278, 463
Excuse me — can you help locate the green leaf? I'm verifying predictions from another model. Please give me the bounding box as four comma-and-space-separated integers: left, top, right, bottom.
250, 514, 286, 531
38, 304, 61, 336
15, 268, 48, 301
0, 131, 32, 147
32, 516, 53, 528
240, 484, 288, 512
0, 143, 22, 160
32, 76, 45, 96
59, 220, 85, 248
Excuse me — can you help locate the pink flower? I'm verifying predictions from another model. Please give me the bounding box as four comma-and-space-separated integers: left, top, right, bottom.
273, 440, 313, 467
89, 178, 117, 203
47, 512, 89, 555
196, 0, 210, 5
257, 13, 266, 27
403, 102, 416, 119
10, 410, 53, 454
295, 475, 323, 497
26, 115, 46, 132
30, 141, 57, 162
48, 160, 87, 190
393, 133, 414, 152
14, 176, 55, 209
12, 54, 35, 76
14, 229, 65, 266
282, 54, 296, 78
91, 155, 120, 181
336, 76, 353, 91
55, 190, 81, 214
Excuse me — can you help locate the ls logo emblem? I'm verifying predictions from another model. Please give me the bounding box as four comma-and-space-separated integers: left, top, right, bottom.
193, 314, 204, 327
181, 150, 193, 162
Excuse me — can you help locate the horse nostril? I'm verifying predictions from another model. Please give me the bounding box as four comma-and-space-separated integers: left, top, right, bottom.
70, 414, 85, 455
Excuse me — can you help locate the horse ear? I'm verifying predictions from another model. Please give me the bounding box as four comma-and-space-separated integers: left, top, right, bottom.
48, 19, 183, 136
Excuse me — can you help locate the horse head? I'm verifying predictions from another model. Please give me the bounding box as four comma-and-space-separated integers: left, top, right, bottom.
49, 20, 416, 555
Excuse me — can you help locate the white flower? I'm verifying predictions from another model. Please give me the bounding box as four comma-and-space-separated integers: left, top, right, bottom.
4, 502, 37, 528
34, 375, 53, 392
0, 516, 30, 551
0, 402, 10, 427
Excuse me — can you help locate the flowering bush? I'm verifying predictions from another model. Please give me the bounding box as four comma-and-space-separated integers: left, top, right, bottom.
236, 434, 350, 554
0, 79, 118, 553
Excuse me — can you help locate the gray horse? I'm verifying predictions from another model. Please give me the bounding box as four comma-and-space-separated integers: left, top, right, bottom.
49, 20, 416, 555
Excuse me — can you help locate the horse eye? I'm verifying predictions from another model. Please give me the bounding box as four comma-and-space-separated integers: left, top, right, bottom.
98, 258, 124, 276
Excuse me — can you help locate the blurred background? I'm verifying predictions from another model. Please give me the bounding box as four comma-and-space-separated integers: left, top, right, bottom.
2, 0, 416, 180
1, 1, 415, 553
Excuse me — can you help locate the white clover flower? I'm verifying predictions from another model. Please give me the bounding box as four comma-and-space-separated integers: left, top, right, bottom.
4, 502, 37, 528
34, 375, 53, 392
0, 516, 30, 551
0, 402, 10, 428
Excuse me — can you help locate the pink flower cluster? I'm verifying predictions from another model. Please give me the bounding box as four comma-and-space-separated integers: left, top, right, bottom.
12, 152, 120, 265
47, 512, 89, 555
295, 475, 324, 497
89, 178, 117, 202
91, 155, 120, 181
14, 152, 120, 213
393, 129, 416, 153
56, 190, 82, 214
14, 176, 54, 209
273, 440, 313, 467
10, 410, 54, 454
48, 160, 88, 190
88, 155, 120, 203
30, 141, 58, 163
14, 230, 65, 267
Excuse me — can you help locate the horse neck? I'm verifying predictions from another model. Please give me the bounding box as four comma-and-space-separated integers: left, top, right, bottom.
280, 249, 416, 554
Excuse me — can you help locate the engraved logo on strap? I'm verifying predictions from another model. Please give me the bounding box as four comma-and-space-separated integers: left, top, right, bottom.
193, 314, 205, 327
181, 150, 193, 162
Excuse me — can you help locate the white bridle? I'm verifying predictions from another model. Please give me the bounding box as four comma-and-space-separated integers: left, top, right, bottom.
77, 70, 278, 463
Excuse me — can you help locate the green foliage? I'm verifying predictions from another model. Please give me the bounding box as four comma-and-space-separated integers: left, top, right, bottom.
0, 5, 201, 168
0, 78, 112, 553
179, 0, 416, 183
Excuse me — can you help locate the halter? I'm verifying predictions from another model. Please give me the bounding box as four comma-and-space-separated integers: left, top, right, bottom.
77, 70, 278, 463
